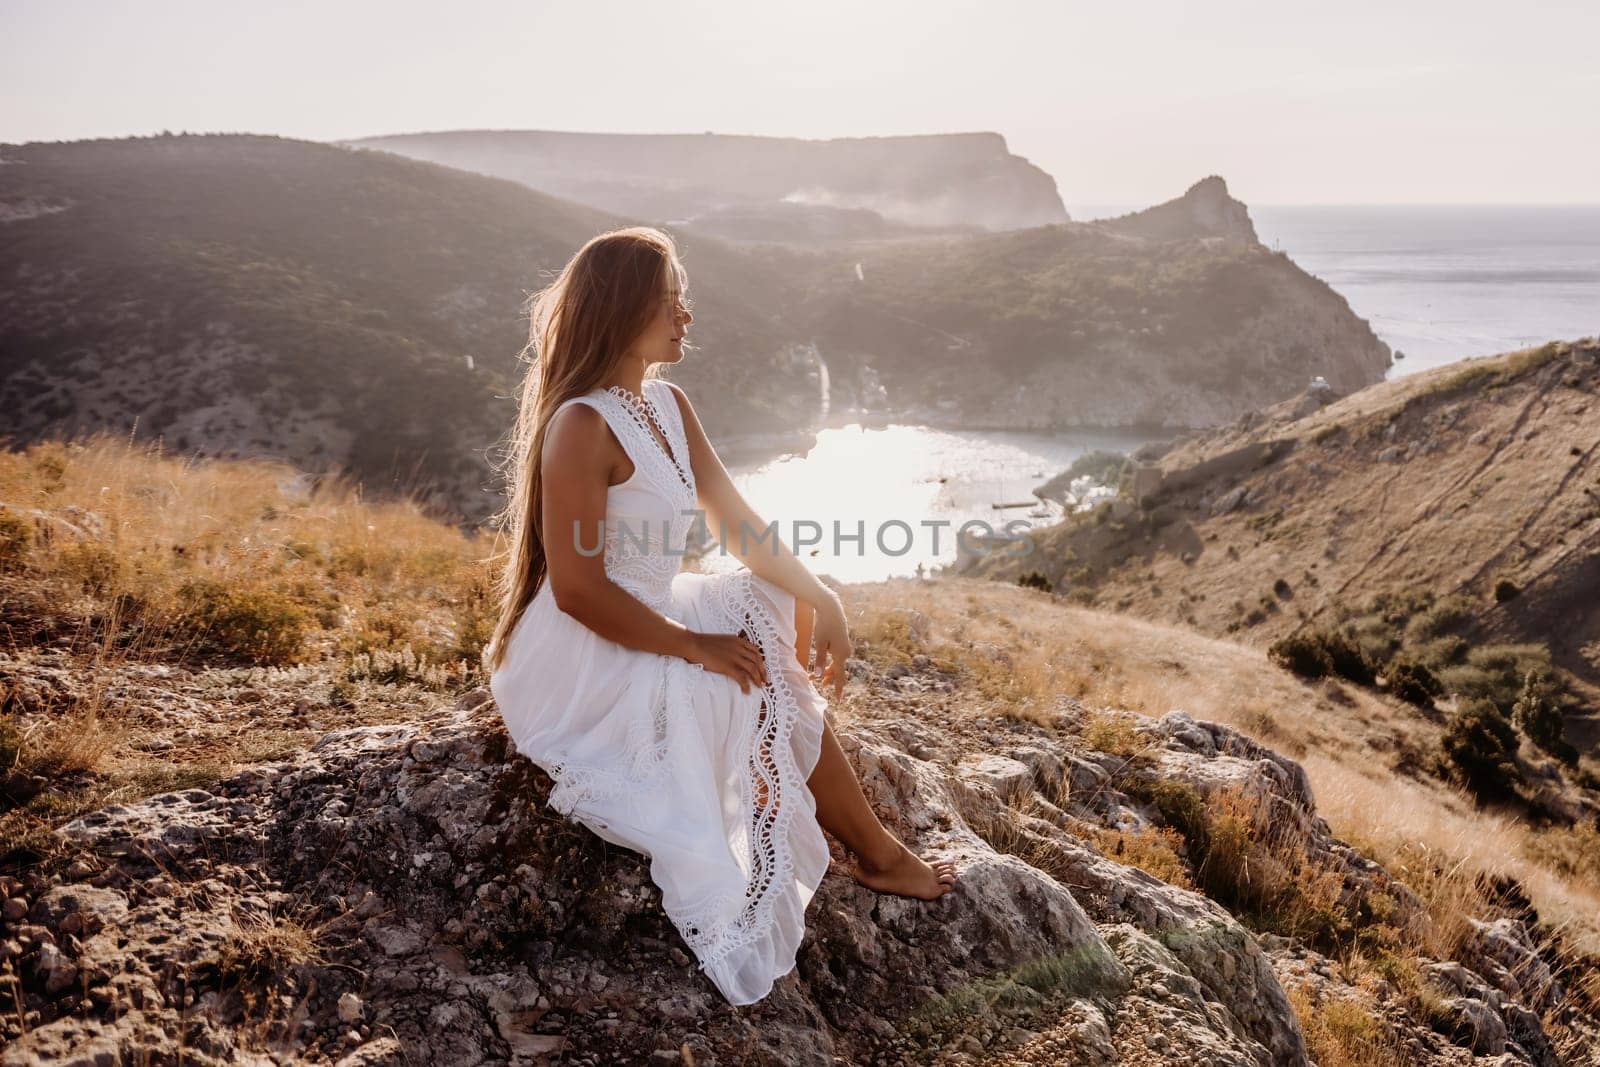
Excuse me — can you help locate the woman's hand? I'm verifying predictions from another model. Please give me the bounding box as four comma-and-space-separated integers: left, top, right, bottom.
685, 631, 769, 695
810, 595, 853, 702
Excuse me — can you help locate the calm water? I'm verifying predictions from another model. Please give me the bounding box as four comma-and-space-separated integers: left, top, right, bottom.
713, 424, 1153, 583
1074, 202, 1600, 378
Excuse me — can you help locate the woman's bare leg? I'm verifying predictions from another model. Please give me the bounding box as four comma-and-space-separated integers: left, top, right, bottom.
794, 598, 956, 900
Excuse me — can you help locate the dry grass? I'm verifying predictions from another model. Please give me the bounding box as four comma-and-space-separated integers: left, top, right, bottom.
218, 904, 328, 985
1287, 984, 1410, 1067
846, 575, 1600, 962
1077, 823, 1194, 889
1, 434, 495, 864
847, 577, 1394, 760
0, 434, 494, 673
1304, 751, 1600, 956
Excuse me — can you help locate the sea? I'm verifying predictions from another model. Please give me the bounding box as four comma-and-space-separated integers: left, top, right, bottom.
718, 204, 1600, 582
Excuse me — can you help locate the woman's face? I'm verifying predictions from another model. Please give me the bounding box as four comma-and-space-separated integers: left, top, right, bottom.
641, 269, 693, 366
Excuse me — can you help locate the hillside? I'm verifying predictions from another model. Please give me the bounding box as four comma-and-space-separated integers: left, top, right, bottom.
969, 338, 1600, 776
776, 176, 1392, 427
2, 137, 1388, 528
2, 436, 1598, 1063
342, 129, 1068, 241
0, 134, 824, 525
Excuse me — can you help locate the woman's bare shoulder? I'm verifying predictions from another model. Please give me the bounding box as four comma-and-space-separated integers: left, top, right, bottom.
543, 400, 618, 471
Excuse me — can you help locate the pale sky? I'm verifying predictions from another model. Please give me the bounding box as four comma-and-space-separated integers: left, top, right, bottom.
4, 0, 1598, 205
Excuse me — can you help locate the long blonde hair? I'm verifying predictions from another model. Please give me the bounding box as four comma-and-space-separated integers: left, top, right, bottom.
483, 226, 687, 673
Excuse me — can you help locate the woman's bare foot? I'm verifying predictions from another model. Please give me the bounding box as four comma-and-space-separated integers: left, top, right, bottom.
850, 842, 957, 900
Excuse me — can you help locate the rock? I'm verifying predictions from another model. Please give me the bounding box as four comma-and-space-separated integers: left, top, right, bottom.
1210, 485, 1249, 516
5, 694, 1586, 1064
34, 942, 79, 995
957, 755, 1034, 805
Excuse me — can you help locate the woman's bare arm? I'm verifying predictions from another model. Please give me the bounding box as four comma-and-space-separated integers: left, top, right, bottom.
662, 381, 838, 612
541, 404, 697, 658
542, 403, 768, 693
663, 382, 853, 697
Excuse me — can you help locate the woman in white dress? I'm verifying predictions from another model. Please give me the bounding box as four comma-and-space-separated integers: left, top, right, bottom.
484, 226, 957, 1006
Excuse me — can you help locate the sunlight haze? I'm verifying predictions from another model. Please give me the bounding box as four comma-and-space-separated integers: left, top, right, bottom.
3, 0, 1597, 204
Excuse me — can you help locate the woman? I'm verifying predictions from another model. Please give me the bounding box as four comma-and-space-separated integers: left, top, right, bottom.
484, 226, 957, 1006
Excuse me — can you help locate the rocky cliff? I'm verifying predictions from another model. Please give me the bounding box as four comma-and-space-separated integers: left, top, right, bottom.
783, 177, 1391, 429
341, 130, 1068, 240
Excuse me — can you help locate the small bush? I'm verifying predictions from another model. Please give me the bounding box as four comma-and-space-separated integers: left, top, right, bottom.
1128, 779, 1211, 856
1512, 669, 1578, 764
1385, 658, 1443, 708
1017, 570, 1052, 592
1063, 449, 1129, 486
177, 576, 312, 666
1083, 824, 1193, 889
1269, 628, 1374, 685
1269, 633, 1333, 679
1492, 577, 1520, 603
1411, 634, 1470, 669
1441, 643, 1552, 712
1404, 596, 1473, 643
1318, 629, 1376, 686
1441, 699, 1522, 803
1083, 711, 1147, 759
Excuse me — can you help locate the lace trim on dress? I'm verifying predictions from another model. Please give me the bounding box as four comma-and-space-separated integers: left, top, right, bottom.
677, 568, 808, 976
598, 380, 696, 506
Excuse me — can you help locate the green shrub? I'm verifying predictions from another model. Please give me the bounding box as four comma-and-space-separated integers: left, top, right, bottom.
1385, 657, 1443, 708
1404, 596, 1474, 643
1412, 635, 1471, 669
176, 576, 312, 666
1017, 570, 1052, 592
1442, 699, 1522, 802
1442, 644, 1552, 712
1512, 669, 1578, 764
1269, 628, 1374, 685
1318, 629, 1377, 686
1269, 633, 1332, 679
1063, 449, 1129, 486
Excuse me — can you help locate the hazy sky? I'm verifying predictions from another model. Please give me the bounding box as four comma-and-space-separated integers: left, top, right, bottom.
4, 0, 1597, 205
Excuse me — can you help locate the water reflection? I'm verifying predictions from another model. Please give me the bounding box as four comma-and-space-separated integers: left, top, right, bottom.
701, 422, 1157, 583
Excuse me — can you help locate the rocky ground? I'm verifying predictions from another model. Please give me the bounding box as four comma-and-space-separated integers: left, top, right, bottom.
4, 616, 1595, 1065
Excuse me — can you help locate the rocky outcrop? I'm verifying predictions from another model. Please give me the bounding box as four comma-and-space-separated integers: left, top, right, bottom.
342, 130, 1068, 238
1096, 176, 1259, 245
4, 669, 1590, 1064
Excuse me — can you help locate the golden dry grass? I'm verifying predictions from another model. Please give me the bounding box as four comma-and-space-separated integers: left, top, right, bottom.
0, 434, 493, 672
1286, 984, 1411, 1067
1, 434, 495, 861
844, 575, 1600, 958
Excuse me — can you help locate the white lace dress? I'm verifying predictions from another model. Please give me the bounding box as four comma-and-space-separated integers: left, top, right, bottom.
488, 376, 831, 1006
